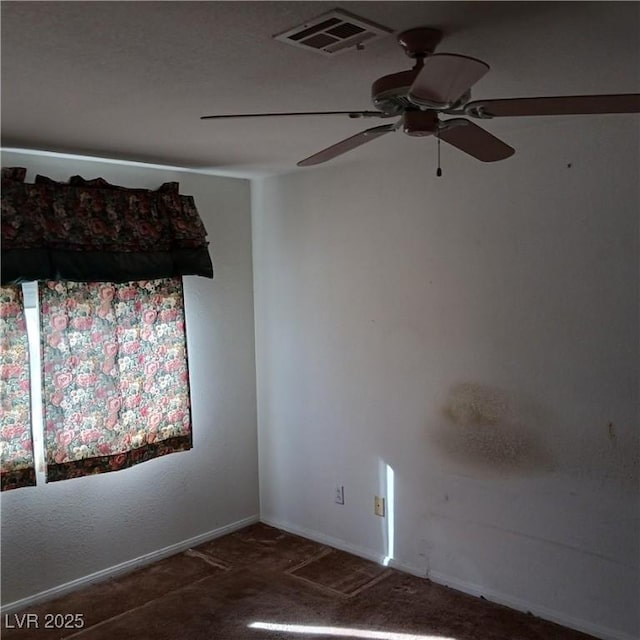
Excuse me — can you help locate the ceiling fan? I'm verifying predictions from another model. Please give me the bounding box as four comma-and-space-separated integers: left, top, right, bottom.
201, 27, 640, 167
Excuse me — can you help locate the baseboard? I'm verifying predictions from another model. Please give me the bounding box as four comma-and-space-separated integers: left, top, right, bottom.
427, 570, 635, 640
260, 516, 634, 640
1, 514, 259, 615
261, 516, 429, 580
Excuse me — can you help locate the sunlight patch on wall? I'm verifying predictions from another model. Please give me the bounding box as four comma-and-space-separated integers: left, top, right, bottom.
383, 463, 395, 567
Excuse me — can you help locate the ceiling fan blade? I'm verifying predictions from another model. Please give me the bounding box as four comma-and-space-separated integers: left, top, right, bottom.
438, 118, 515, 162
464, 94, 640, 118
297, 123, 398, 167
409, 53, 490, 108
201, 110, 388, 120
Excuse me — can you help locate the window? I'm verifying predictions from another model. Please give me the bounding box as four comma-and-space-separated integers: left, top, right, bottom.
0, 278, 193, 490
24, 286, 45, 484
1, 169, 211, 490
0, 284, 35, 489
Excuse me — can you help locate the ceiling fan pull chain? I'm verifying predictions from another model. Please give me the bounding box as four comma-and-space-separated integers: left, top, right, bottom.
436, 131, 442, 177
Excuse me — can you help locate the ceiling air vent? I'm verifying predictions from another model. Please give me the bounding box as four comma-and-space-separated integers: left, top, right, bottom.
274, 9, 392, 56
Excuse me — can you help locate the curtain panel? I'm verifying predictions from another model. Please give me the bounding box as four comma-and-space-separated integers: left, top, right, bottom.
40, 278, 192, 482
0, 285, 35, 490
1, 168, 213, 285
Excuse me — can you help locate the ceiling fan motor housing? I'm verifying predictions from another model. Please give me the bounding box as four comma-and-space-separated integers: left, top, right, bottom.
371, 69, 420, 115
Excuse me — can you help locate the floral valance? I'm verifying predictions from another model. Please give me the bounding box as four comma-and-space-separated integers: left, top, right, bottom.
1, 167, 214, 284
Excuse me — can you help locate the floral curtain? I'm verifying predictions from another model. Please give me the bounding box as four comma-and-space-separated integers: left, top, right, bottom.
1, 168, 213, 285
0, 285, 35, 490
40, 278, 192, 482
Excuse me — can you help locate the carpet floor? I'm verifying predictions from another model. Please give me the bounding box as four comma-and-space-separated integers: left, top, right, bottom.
2, 522, 597, 639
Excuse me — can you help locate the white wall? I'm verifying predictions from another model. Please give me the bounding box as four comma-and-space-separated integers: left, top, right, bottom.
0, 150, 259, 605
252, 114, 639, 640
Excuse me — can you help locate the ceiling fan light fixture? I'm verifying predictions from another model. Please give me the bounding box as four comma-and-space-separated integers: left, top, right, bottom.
402, 111, 438, 137
408, 53, 490, 109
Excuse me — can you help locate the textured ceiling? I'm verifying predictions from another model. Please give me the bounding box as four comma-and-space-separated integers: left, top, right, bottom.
1, 1, 638, 176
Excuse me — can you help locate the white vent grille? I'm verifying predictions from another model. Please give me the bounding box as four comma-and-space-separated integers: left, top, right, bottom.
274, 9, 392, 56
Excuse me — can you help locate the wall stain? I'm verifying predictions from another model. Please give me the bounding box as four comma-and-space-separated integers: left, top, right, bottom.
430, 384, 639, 488
431, 382, 553, 475
607, 422, 617, 447
584, 423, 638, 489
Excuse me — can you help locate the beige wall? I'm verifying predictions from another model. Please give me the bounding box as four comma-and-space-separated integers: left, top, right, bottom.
252, 115, 639, 640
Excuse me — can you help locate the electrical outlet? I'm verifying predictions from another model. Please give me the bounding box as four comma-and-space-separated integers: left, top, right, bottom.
335, 485, 345, 505
374, 495, 385, 517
